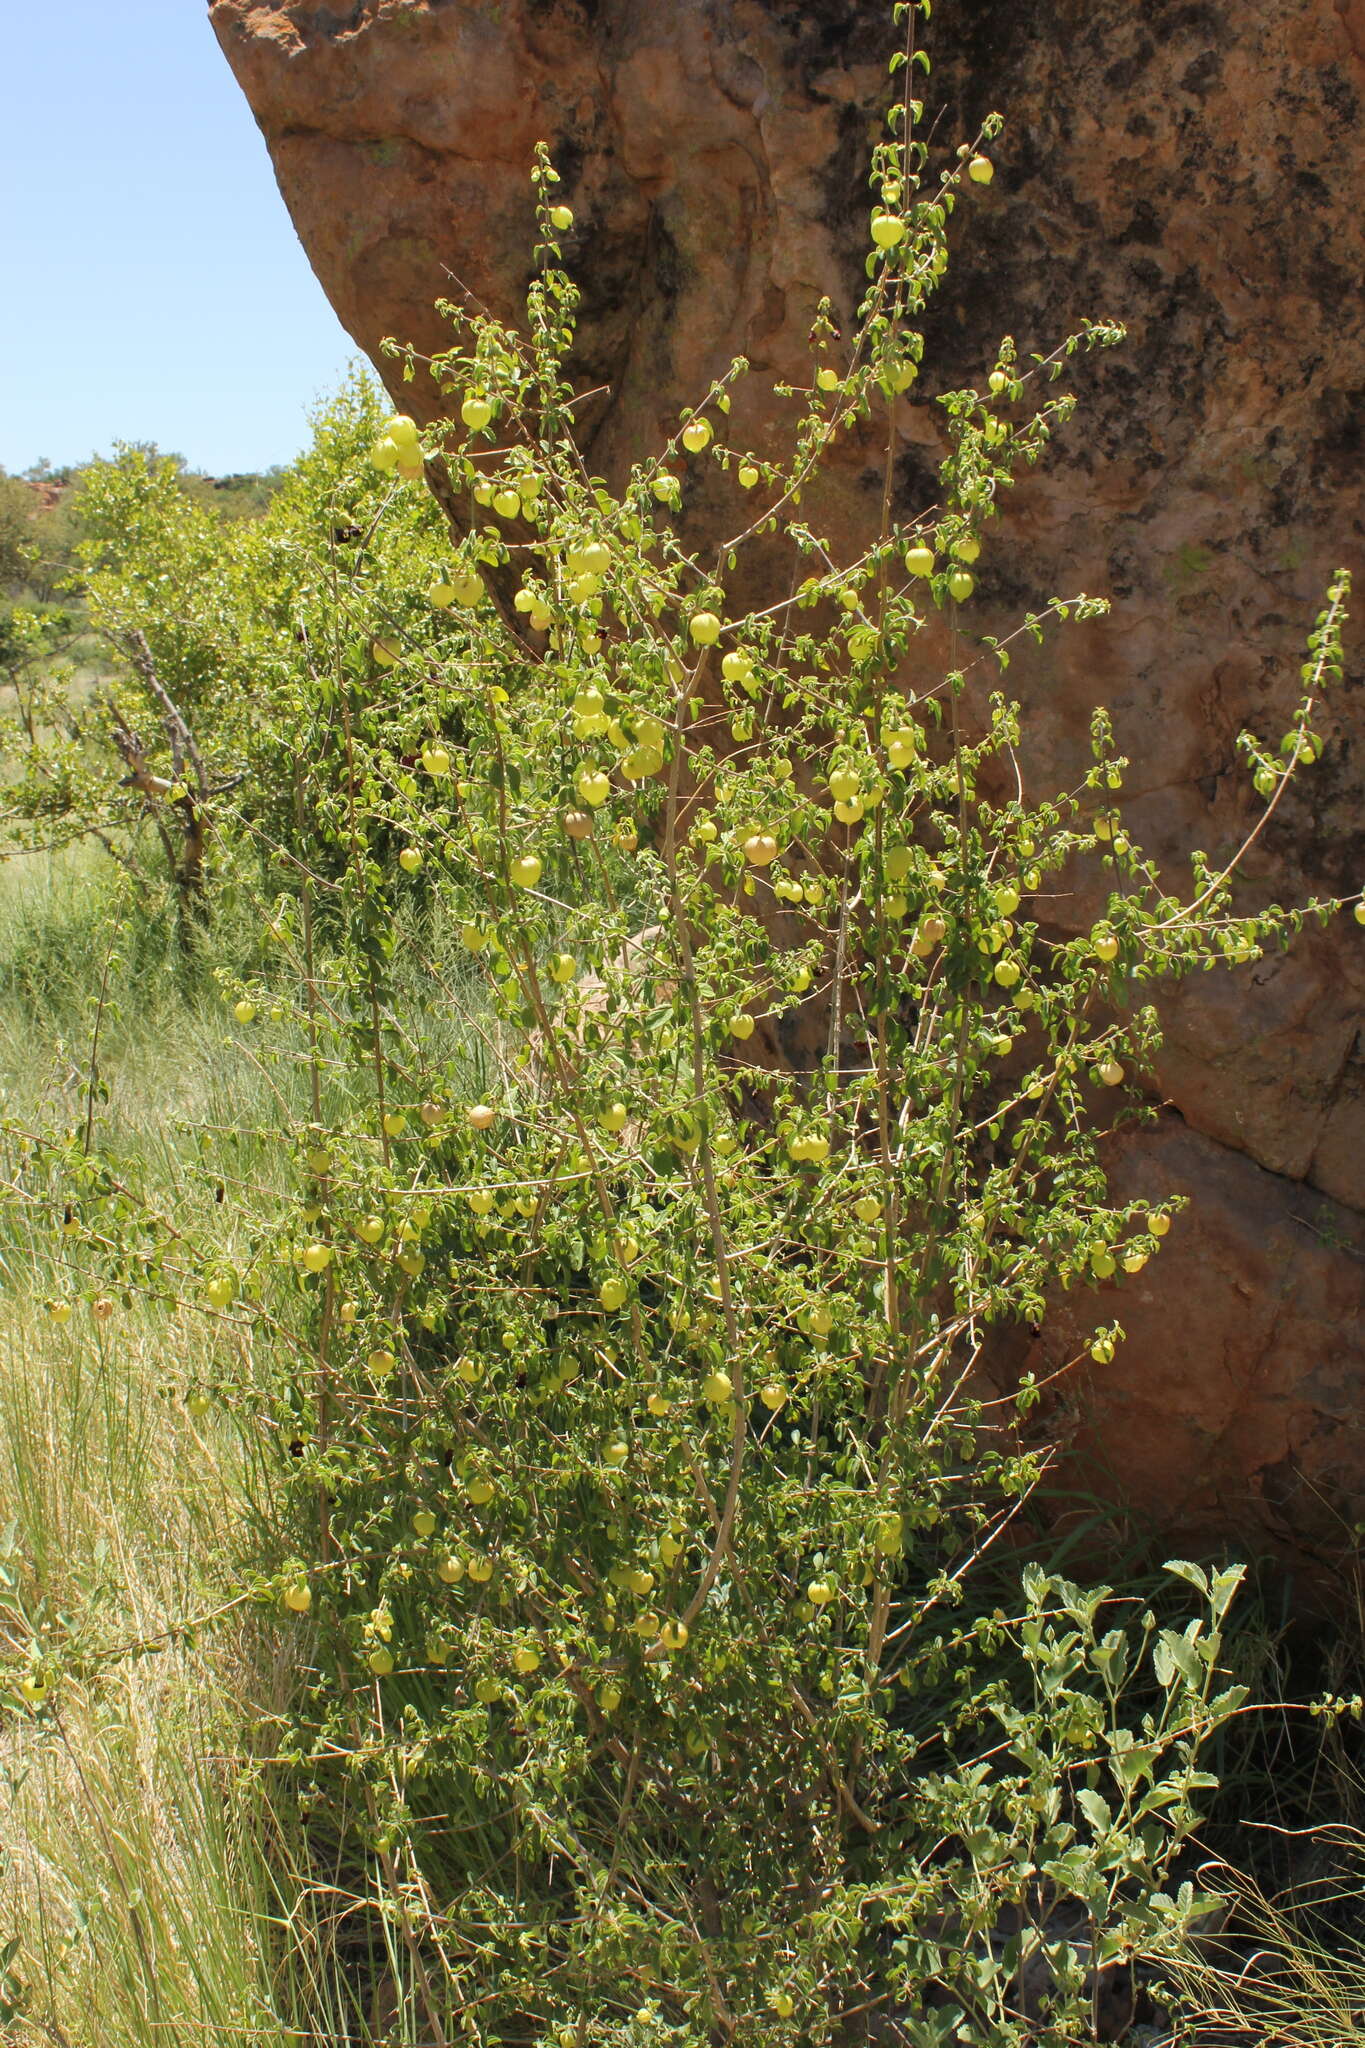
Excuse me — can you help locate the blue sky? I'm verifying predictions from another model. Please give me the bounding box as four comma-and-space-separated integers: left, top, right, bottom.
1, 0, 360, 478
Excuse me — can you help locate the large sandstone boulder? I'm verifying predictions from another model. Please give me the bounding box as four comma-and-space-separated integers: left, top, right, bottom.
210, 0, 1364, 1575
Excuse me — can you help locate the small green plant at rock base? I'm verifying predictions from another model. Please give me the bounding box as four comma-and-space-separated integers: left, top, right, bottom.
3, 0, 1355, 2041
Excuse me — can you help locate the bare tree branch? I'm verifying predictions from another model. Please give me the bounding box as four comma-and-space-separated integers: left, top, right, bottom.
105, 628, 213, 942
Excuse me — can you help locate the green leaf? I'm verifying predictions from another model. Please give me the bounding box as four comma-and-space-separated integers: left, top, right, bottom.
1076, 1787, 1111, 1836
1110, 1740, 1156, 1792
1090, 1628, 1128, 1688
1162, 1557, 1208, 1595
1209, 1564, 1245, 1622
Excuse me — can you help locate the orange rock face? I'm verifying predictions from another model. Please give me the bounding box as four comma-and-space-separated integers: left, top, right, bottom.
211, 0, 1364, 1573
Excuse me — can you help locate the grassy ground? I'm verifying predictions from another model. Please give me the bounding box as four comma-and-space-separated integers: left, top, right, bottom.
0, 845, 498, 2048
0, 1303, 296, 2047
0, 846, 299, 2048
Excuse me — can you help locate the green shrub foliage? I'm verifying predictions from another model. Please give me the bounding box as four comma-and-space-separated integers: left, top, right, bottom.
0, 375, 447, 924
7, 2, 1353, 2041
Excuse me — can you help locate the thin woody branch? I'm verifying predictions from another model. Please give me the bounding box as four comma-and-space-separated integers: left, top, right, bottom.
121, 628, 211, 803
105, 629, 213, 932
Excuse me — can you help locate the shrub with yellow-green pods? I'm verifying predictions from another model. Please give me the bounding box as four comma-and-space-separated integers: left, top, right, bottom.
7, 2, 1352, 2041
